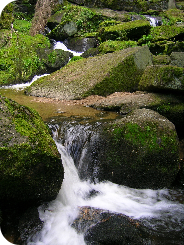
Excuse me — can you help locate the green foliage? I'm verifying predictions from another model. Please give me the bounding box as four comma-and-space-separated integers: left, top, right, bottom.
0, 33, 50, 85
69, 56, 84, 62
13, 19, 32, 33
0, 2, 14, 29
60, 4, 109, 35
98, 40, 138, 54
160, 9, 184, 25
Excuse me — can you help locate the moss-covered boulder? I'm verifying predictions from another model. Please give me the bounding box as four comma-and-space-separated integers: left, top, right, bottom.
148, 40, 184, 55
39, 49, 73, 72
47, 10, 64, 30
47, 4, 108, 41
170, 52, 184, 67
139, 65, 184, 93
0, 94, 64, 206
82, 109, 179, 189
152, 54, 171, 65
26, 46, 153, 99
0, 32, 51, 86
98, 20, 151, 42
98, 40, 138, 54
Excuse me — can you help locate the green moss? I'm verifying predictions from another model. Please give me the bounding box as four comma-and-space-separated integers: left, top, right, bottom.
0, 2, 14, 29
98, 20, 151, 42
85, 55, 142, 96
98, 40, 138, 54
0, 32, 50, 85
160, 9, 184, 25
139, 65, 184, 92
13, 19, 32, 34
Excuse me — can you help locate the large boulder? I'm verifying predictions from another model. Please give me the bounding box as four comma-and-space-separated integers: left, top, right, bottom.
26, 46, 153, 99
69, 109, 179, 189
0, 95, 64, 206
139, 65, 184, 93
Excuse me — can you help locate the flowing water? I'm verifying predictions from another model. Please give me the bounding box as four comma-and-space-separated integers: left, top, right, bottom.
25, 123, 184, 245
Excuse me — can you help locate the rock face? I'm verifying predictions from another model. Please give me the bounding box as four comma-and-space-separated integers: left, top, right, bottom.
139, 65, 184, 93
26, 46, 153, 99
0, 95, 64, 206
72, 109, 179, 189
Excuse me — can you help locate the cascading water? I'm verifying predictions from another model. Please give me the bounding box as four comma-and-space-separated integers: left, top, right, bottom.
26, 123, 184, 245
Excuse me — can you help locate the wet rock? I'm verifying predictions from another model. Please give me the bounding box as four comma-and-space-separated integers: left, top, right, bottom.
72, 207, 144, 245
64, 37, 98, 52
0, 95, 64, 207
77, 109, 179, 189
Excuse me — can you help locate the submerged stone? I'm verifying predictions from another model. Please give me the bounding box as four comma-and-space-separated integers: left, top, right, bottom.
0, 94, 64, 206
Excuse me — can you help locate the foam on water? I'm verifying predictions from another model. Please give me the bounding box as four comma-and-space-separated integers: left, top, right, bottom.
1, 74, 49, 90
27, 132, 184, 245
53, 41, 83, 56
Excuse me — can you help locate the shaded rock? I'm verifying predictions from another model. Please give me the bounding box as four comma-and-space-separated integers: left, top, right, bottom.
64, 37, 98, 52
139, 65, 184, 93
0, 95, 64, 206
40, 49, 73, 72
149, 40, 184, 55
18, 206, 44, 244
170, 52, 184, 67
26, 46, 153, 99
47, 10, 64, 30
76, 109, 179, 189
48, 21, 78, 41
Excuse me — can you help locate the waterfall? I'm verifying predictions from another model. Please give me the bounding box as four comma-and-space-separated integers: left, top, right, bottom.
26, 124, 184, 245
53, 41, 83, 56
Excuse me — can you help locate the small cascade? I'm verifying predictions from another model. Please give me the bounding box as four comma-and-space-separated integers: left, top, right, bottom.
26, 124, 184, 245
146, 15, 162, 27
1, 74, 49, 90
53, 41, 83, 56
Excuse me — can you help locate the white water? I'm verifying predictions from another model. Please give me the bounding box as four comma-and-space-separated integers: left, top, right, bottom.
26, 127, 184, 245
53, 41, 83, 56
1, 74, 49, 90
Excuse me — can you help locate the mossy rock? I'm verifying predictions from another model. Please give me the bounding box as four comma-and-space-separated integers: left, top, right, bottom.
47, 10, 65, 30
26, 46, 153, 99
148, 40, 184, 55
152, 54, 171, 65
148, 25, 184, 42
47, 4, 108, 40
40, 49, 73, 72
139, 65, 184, 93
0, 94, 64, 206
160, 8, 184, 24
78, 108, 179, 189
0, 32, 51, 86
170, 52, 184, 67
98, 40, 138, 54
98, 20, 151, 42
